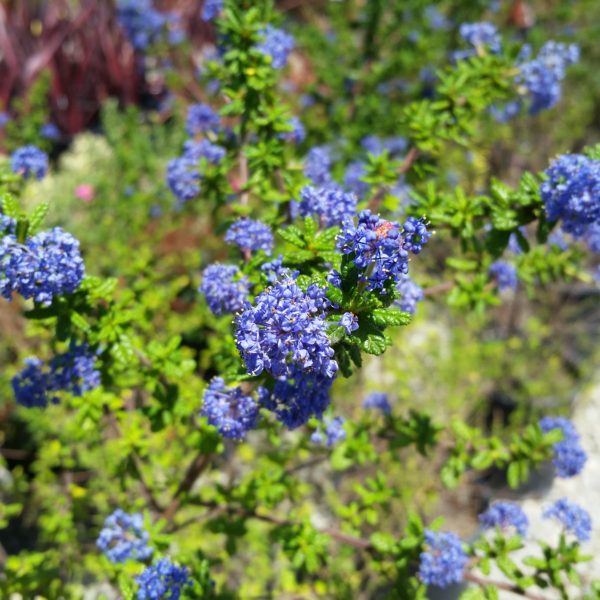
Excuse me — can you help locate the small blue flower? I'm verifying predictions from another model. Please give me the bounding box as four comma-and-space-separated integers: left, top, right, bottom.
97, 509, 153, 563
402, 217, 431, 254
312, 416, 346, 447
543, 498, 592, 542
166, 157, 201, 203
395, 275, 424, 314
280, 117, 305, 144
304, 146, 334, 186
10, 145, 48, 180
199, 264, 250, 315
418, 530, 468, 587
338, 312, 358, 335
136, 558, 191, 600
299, 186, 357, 227
225, 219, 274, 255
183, 139, 225, 164
362, 392, 391, 415
489, 261, 518, 291
479, 502, 528, 536
185, 103, 220, 136
539, 417, 587, 478
117, 0, 171, 51
256, 25, 295, 69
344, 161, 370, 199
201, 0, 223, 21
40, 122, 61, 141
458, 22, 501, 54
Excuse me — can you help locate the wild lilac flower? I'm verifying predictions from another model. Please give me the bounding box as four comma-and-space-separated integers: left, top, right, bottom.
395, 275, 423, 314
418, 530, 468, 587
541, 154, 600, 237
584, 223, 600, 253
40, 122, 60, 141
361, 136, 408, 157
12, 358, 56, 408
539, 417, 587, 478
166, 157, 200, 203
312, 416, 346, 447
225, 219, 273, 255
402, 217, 431, 254
459, 22, 501, 54
337, 210, 411, 291
425, 6, 450, 30
199, 264, 250, 315
256, 25, 295, 69
281, 117, 305, 144
539, 417, 580, 443
235, 278, 338, 379
136, 558, 190, 600
261, 255, 286, 283
185, 103, 220, 136
479, 502, 529, 536
363, 392, 391, 414
489, 261, 518, 291
489, 100, 523, 123
263, 369, 333, 429
543, 498, 592, 542
0, 215, 15, 234
117, 0, 169, 50
298, 186, 357, 227
344, 161, 370, 199
96, 509, 153, 563
10, 145, 48, 180
201, 378, 260, 440
304, 146, 334, 186
1, 228, 85, 305
327, 270, 341, 289
201, 0, 223, 21
183, 139, 225, 164
339, 312, 358, 335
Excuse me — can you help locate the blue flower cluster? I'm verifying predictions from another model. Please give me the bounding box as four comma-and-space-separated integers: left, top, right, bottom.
136, 558, 191, 600
261, 254, 286, 283
225, 219, 274, 255
40, 122, 61, 141
543, 498, 592, 542
166, 157, 201, 203
96, 509, 153, 563
453, 22, 501, 61
298, 186, 357, 227
311, 416, 346, 447
362, 392, 391, 414
489, 260, 518, 291
235, 278, 338, 379
402, 217, 431, 254
338, 312, 358, 335
201, 0, 223, 21
12, 344, 100, 408
0, 215, 15, 234
305, 146, 334, 187
1, 227, 85, 305
201, 378, 261, 440
395, 275, 424, 314
183, 139, 225, 164
541, 154, 600, 238
281, 117, 306, 144
479, 502, 529, 536
256, 25, 295, 69
584, 223, 600, 254
361, 135, 408, 157
199, 264, 250, 316
344, 161, 370, 199
418, 530, 468, 588
117, 0, 179, 51
185, 103, 220, 136
539, 416, 587, 478
10, 145, 48, 180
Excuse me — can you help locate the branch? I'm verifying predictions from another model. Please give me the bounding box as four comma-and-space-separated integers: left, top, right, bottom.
464, 571, 548, 600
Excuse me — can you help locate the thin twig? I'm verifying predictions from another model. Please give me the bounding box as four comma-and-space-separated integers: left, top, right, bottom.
464, 572, 547, 600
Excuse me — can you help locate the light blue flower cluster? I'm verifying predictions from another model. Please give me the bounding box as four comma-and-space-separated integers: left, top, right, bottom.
10, 145, 48, 180
338, 312, 358, 335
453, 22, 501, 61
185, 103, 220, 136
40, 122, 61, 141
182, 139, 225, 164
479, 502, 529, 536
311, 416, 346, 447
280, 117, 306, 144
256, 25, 295, 69
117, 0, 180, 51
12, 344, 100, 408
1, 227, 85, 305
543, 498, 592, 542
344, 161, 370, 199
201, 0, 223, 21
166, 157, 201, 204
298, 186, 357, 227
402, 217, 431, 254
539, 416, 587, 478
201, 378, 261, 440
304, 146, 334, 187
541, 154, 600, 238
199, 264, 250, 316
136, 558, 191, 600
225, 219, 274, 255
489, 260, 518, 291
418, 530, 468, 588
361, 135, 408, 157
362, 392, 391, 414
395, 275, 424, 314
260, 254, 286, 283
96, 509, 153, 563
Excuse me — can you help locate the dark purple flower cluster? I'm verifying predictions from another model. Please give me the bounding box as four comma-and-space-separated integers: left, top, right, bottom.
1, 227, 85, 305
298, 186, 357, 227
201, 378, 261, 440
185, 103, 220, 136
96, 509, 153, 563
201, 0, 223, 21
363, 392, 391, 414
543, 498, 592, 542
10, 145, 48, 180
541, 154, 600, 238
539, 416, 587, 478
479, 502, 529, 536
305, 146, 334, 187
418, 530, 468, 588
235, 278, 338, 379
395, 275, 424, 314
136, 558, 190, 600
225, 219, 274, 255
489, 260, 518, 291
199, 264, 250, 316
311, 416, 346, 447
256, 25, 295, 69
12, 345, 100, 408
117, 0, 178, 51
182, 139, 226, 164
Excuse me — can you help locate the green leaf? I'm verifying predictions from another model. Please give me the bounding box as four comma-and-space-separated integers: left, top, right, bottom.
1, 193, 19, 219
28, 203, 50, 236
370, 308, 411, 327
278, 226, 306, 248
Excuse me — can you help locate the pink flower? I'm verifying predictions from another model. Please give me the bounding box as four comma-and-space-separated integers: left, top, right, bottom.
75, 184, 95, 203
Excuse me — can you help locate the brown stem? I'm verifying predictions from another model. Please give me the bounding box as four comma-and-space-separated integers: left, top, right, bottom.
399, 147, 419, 174
239, 149, 250, 207
423, 280, 455, 296
464, 572, 547, 600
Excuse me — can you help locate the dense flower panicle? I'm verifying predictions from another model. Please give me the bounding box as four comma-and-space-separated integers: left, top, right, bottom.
40, 122, 61, 140
201, 0, 223, 21
201, 378, 260, 440
12, 358, 56, 408
418, 530, 468, 588
256, 25, 295, 69
281, 117, 306, 144
263, 369, 333, 428
344, 161, 370, 199
489, 260, 518, 291
183, 139, 225, 164
235, 278, 338, 379
261, 255, 286, 283
199, 264, 250, 315
96, 509, 153, 563
339, 312, 358, 334
0, 215, 15, 234
10, 145, 49, 180
136, 558, 191, 600
363, 392, 392, 414
225, 219, 274, 255
298, 186, 357, 227
539, 416, 587, 478
185, 103, 220, 136
337, 210, 410, 291
305, 146, 334, 186
312, 416, 346, 447
543, 498, 592, 542
541, 154, 600, 237
166, 157, 200, 203
459, 22, 501, 53
1, 228, 85, 305
402, 217, 431, 254
479, 502, 529, 536
117, 0, 172, 50
395, 275, 424, 314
